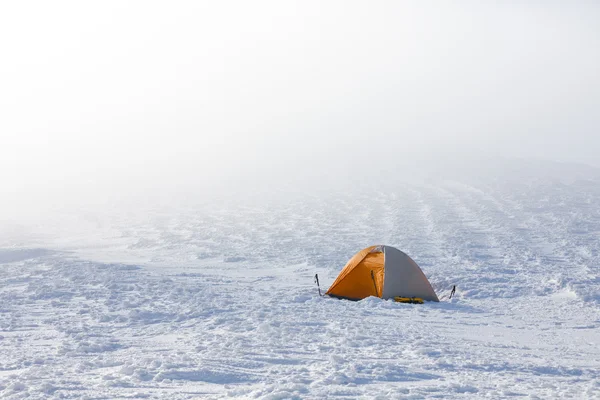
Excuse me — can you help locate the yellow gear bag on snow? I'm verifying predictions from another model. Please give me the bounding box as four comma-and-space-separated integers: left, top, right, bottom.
394, 297, 424, 304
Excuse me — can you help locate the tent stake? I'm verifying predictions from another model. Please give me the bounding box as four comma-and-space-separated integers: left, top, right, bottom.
314, 274, 322, 296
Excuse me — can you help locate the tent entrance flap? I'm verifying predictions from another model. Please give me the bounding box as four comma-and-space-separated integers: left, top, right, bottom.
370, 270, 379, 297
326, 251, 384, 299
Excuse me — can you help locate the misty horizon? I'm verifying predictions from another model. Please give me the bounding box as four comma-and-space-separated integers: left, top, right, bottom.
1, 1, 599, 215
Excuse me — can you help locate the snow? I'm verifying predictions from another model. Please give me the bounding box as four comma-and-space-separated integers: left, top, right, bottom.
1, 161, 600, 399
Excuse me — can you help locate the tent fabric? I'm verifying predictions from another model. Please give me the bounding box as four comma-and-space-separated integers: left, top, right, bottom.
381, 246, 438, 300
326, 245, 378, 293
325, 245, 439, 302
329, 251, 384, 300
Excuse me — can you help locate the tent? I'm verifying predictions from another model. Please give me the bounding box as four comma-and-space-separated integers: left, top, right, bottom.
326, 245, 439, 302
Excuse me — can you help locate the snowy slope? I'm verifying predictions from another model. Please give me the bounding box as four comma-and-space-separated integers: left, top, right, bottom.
1, 161, 600, 399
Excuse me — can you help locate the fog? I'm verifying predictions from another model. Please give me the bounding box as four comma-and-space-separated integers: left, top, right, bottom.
1, 1, 599, 216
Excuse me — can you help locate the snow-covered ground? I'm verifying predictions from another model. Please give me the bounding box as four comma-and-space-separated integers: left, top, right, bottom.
1, 161, 600, 399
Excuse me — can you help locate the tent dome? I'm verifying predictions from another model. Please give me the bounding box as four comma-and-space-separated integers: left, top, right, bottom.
326, 245, 439, 302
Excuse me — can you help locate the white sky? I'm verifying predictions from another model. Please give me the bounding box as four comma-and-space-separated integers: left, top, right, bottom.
1, 1, 599, 207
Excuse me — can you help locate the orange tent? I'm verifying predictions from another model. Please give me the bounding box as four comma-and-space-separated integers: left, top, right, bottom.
326, 245, 439, 302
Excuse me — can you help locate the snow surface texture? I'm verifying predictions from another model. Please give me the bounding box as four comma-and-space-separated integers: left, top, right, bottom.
1, 163, 600, 399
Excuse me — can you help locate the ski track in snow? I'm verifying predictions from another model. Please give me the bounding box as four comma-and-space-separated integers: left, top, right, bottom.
1, 172, 600, 399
